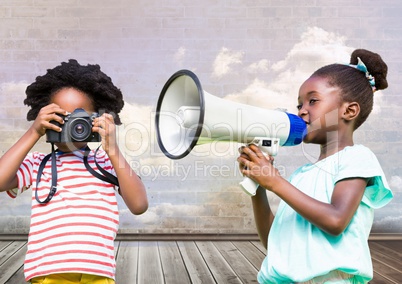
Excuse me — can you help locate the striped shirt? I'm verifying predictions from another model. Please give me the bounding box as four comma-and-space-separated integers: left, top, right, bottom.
7, 148, 119, 281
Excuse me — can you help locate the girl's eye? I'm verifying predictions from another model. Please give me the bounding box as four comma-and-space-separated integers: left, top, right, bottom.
296, 104, 302, 110
309, 99, 318, 105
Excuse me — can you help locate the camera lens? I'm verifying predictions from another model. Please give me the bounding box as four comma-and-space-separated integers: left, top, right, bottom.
69, 118, 91, 142
75, 124, 85, 134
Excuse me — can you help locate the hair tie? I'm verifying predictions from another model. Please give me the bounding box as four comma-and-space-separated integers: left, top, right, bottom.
348, 57, 376, 90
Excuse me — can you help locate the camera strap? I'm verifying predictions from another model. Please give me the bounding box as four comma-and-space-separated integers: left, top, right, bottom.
35, 143, 58, 205
35, 144, 119, 205
83, 146, 119, 187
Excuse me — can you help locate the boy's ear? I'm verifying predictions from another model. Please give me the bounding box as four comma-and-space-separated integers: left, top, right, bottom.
342, 102, 360, 121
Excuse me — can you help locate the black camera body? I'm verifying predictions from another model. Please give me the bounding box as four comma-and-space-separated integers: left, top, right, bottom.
46, 108, 101, 143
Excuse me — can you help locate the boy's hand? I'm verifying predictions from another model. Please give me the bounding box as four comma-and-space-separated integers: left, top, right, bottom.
31, 103, 67, 137
92, 113, 117, 154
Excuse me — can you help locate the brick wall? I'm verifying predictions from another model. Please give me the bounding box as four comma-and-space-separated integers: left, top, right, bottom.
0, 0, 401, 234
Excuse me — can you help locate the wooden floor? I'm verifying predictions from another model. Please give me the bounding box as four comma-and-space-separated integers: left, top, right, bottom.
1, 239, 401, 284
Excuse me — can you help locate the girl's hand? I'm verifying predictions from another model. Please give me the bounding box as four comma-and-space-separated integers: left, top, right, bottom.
237, 144, 279, 190
92, 113, 117, 154
31, 103, 67, 137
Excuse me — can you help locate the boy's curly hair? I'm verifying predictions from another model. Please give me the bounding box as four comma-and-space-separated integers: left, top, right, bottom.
24, 59, 124, 125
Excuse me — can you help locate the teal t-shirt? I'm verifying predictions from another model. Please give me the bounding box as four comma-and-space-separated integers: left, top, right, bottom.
257, 145, 393, 283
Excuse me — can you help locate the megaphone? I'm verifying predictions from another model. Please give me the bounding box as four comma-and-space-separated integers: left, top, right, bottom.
155, 70, 306, 195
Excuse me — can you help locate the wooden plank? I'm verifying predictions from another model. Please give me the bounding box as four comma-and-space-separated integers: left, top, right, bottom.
249, 240, 402, 283
137, 241, 164, 284
5, 266, 27, 284
250, 240, 267, 255
232, 241, 265, 270
177, 241, 216, 284
115, 241, 139, 284
196, 241, 242, 284
1, 240, 401, 283
370, 244, 402, 271
371, 251, 402, 276
0, 241, 12, 251
0, 242, 27, 284
0, 241, 26, 266
372, 257, 402, 284
369, 241, 402, 262
213, 241, 259, 283
377, 240, 402, 252
371, 271, 398, 284
158, 241, 190, 284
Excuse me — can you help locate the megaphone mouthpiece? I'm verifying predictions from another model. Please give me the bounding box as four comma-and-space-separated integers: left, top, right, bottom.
283, 112, 307, 146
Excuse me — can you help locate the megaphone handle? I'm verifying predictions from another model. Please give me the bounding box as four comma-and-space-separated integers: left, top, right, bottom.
239, 137, 279, 196
240, 176, 259, 196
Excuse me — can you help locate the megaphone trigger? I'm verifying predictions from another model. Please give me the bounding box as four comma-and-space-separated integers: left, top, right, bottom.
247, 137, 280, 156
239, 137, 280, 196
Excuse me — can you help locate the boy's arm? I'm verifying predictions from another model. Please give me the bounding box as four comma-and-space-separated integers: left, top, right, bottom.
107, 147, 148, 215
0, 127, 41, 191
93, 113, 148, 215
0, 103, 66, 192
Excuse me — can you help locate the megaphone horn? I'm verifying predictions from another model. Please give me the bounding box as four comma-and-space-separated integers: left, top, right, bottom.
155, 69, 306, 160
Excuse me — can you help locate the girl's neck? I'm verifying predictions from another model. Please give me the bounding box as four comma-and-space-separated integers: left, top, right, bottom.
318, 135, 354, 161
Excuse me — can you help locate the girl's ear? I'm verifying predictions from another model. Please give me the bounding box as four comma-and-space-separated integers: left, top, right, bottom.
342, 102, 360, 121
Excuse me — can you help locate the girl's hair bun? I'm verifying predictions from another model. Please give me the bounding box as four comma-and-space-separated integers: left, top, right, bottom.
350, 49, 388, 91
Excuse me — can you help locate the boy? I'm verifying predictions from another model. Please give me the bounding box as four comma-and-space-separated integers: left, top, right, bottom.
0, 59, 148, 283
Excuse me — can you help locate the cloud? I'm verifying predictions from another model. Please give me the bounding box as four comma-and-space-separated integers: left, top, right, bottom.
224, 27, 355, 114
0, 81, 28, 97
373, 215, 402, 233
212, 47, 244, 78
272, 27, 351, 73
389, 176, 402, 192
223, 27, 385, 116
246, 59, 270, 73
117, 102, 154, 157
224, 78, 296, 113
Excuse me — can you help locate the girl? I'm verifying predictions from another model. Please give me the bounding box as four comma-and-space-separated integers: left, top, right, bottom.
238, 49, 393, 283
0, 60, 148, 283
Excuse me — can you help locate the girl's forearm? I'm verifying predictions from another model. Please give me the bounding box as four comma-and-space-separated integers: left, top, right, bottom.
267, 177, 333, 232
267, 177, 365, 236
251, 186, 274, 249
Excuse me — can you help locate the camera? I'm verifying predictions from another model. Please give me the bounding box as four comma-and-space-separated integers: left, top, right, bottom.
46, 108, 101, 143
